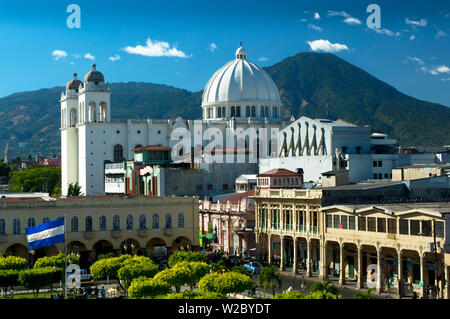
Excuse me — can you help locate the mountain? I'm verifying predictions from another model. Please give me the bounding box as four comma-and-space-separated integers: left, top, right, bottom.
0, 52, 449, 158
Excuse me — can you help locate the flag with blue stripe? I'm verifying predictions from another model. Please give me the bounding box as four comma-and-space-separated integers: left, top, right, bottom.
25, 217, 65, 250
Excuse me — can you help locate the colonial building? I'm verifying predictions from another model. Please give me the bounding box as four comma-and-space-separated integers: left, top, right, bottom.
0, 196, 199, 268
199, 190, 255, 255
254, 168, 450, 298
61, 46, 290, 196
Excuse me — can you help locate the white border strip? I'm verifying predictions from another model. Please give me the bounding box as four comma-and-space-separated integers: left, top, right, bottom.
26, 225, 65, 243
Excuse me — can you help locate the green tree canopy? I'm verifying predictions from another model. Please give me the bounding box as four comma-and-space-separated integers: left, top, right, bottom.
18, 267, 55, 298
0, 256, 28, 271
258, 266, 282, 296
163, 290, 226, 299
8, 167, 61, 194
272, 291, 305, 299
168, 251, 206, 268
354, 288, 378, 299
198, 272, 254, 296
128, 277, 171, 299
310, 280, 339, 296
117, 256, 159, 290
34, 252, 79, 269
0, 270, 20, 294
67, 182, 82, 196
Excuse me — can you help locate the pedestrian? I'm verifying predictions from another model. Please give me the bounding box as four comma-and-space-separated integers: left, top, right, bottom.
101, 286, 106, 299
94, 286, 99, 299
412, 291, 417, 299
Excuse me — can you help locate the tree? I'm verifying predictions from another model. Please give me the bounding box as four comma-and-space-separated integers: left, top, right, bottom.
210, 260, 227, 273
18, 267, 55, 298
231, 265, 253, 278
0, 256, 28, 270
163, 290, 226, 299
258, 266, 282, 296
310, 280, 339, 295
90, 255, 130, 289
34, 251, 79, 269
272, 291, 305, 299
8, 167, 61, 193
128, 277, 171, 299
0, 162, 10, 183
198, 272, 254, 296
67, 182, 82, 196
117, 256, 159, 293
0, 270, 19, 297
168, 251, 206, 268
304, 290, 341, 299
354, 288, 378, 299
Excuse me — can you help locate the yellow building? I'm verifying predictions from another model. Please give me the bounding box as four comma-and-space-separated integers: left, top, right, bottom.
0, 195, 199, 268
254, 187, 448, 298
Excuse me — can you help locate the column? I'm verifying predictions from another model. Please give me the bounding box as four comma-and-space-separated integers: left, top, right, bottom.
320, 241, 328, 281
293, 238, 298, 274
420, 253, 426, 298
445, 266, 450, 299
339, 243, 346, 286
280, 236, 285, 271
306, 239, 312, 277
227, 217, 232, 254
238, 234, 243, 254
255, 231, 260, 261
357, 246, 364, 289
268, 235, 272, 264
397, 250, 403, 298
376, 248, 382, 294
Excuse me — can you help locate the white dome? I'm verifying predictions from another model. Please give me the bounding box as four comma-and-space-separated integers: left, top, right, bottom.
202, 46, 281, 107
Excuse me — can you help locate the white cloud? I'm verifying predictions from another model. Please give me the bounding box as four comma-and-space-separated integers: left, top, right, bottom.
52, 50, 68, 60
258, 57, 268, 62
84, 53, 95, 60
409, 34, 416, 40
124, 38, 189, 58
441, 78, 450, 82
109, 54, 121, 62
436, 30, 447, 38
435, 65, 450, 74
208, 43, 218, 52
405, 18, 427, 27
299, 18, 307, 23
372, 28, 401, 37
405, 56, 425, 66
314, 12, 321, 20
343, 17, 362, 25
308, 23, 323, 32
307, 39, 349, 53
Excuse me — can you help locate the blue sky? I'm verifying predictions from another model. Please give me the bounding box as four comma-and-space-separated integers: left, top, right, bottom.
0, 0, 449, 106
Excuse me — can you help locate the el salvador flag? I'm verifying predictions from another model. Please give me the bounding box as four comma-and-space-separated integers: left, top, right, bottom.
25, 217, 65, 250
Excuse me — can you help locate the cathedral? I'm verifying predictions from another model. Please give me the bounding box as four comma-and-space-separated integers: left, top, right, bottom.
60, 46, 289, 196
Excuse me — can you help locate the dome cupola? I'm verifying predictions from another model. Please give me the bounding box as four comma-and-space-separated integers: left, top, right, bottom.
84, 64, 105, 83
66, 73, 83, 91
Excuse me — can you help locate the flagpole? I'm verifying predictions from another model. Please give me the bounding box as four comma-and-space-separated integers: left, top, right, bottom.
64, 212, 68, 300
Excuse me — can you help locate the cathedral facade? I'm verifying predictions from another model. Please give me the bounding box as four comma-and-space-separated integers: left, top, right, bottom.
60, 46, 289, 196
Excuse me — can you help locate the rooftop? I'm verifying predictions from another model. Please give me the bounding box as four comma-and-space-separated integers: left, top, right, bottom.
133, 145, 172, 152
258, 168, 302, 178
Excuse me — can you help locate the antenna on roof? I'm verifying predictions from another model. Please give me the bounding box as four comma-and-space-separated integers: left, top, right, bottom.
240, 41, 243, 47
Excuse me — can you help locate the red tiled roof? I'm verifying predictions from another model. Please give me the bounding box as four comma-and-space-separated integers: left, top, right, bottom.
220, 190, 255, 205
133, 145, 172, 152
257, 169, 302, 177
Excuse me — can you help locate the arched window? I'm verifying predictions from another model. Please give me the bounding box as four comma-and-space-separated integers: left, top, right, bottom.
70, 108, 77, 127
222, 107, 226, 117
42, 217, 50, 224
113, 215, 120, 231
251, 106, 256, 117
217, 107, 222, 118
71, 216, 79, 233
0, 218, 5, 235
88, 102, 96, 122
165, 214, 172, 229
231, 106, 235, 117
99, 216, 107, 232
85, 216, 93, 232
99, 102, 107, 122
265, 106, 269, 117
152, 214, 159, 230
126, 214, 134, 231
139, 215, 147, 230
177, 213, 185, 229
13, 218, 21, 235
114, 144, 124, 162
246, 106, 250, 117
260, 106, 264, 117
236, 106, 241, 117
27, 217, 36, 228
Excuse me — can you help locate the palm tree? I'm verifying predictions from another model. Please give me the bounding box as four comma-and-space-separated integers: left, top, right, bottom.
354, 288, 378, 299
258, 266, 282, 296
310, 280, 339, 295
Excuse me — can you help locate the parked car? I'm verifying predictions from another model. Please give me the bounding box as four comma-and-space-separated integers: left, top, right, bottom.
244, 261, 262, 274
66, 269, 93, 282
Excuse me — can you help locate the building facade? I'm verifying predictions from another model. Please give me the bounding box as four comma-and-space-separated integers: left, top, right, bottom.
0, 196, 199, 268
61, 46, 289, 196
253, 176, 449, 298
